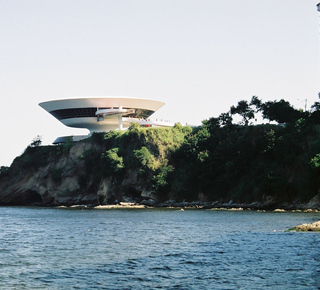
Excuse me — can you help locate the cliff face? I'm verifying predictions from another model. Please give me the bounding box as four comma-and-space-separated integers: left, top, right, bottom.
0, 141, 154, 206
0, 126, 182, 206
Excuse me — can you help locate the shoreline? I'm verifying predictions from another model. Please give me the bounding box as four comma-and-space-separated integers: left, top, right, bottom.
2, 200, 320, 212
51, 201, 320, 212
4, 202, 320, 231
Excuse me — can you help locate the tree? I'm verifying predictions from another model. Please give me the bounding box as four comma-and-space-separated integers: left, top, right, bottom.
230, 100, 255, 125
30, 135, 42, 147
250, 96, 262, 109
311, 101, 320, 112
128, 122, 141, 132
260, 99, 303, 124
218, 113, 233, 127
310, 100, 320, 124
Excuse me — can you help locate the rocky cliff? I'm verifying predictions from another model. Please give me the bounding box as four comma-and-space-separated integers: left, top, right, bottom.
0, 127, 184, 206
0, 140, 155, 206
1, 120, 320, 209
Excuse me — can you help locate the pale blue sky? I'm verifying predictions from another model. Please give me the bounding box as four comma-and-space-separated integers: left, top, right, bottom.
1, 0, 319, 166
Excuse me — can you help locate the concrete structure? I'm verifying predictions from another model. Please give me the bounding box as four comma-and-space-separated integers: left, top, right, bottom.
39, 96, 174, 143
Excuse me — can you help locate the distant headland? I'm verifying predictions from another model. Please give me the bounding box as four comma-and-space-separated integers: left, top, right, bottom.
1, 96, 320, 211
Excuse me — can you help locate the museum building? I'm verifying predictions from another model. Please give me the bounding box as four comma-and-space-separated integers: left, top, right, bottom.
39, 96, 173, 144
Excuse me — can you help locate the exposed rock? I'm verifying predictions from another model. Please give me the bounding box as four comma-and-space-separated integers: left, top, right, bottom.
302, 194, 320, 210
158, 200, 176, 207
69, 205, 88, 209
246, 202, 262, 210
303, 209, 314, 213
97, 177, 112, 204
94, 204, 146, 209
211, 201, 219, 207
140, 199, 156, 206
292, 221, 320, 231
172, 201, 189, 207
260, 197, 277, 210
140, 190, 158, 202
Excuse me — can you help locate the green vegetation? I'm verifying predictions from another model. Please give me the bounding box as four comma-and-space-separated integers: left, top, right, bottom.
12, 145, 55, 171
76, 96, 320, 203
78, 124, 190, 196
3, 97, 320, 205
101, 148, 124, 176
169, 96, 320, 203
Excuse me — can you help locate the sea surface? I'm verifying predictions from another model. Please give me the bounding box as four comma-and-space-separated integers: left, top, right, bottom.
0, 207, 320, 289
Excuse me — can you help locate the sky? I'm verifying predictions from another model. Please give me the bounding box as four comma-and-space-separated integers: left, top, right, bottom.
1, 0, 320, 166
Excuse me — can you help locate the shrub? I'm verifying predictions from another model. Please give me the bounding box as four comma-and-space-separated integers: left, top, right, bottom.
133, 146, 158, 172
17, 146, 53, 170
152, 165, 174, 192
63, 137, 74, 153
101, 148, 124, 176
310, 153, 320, 169
30, 135, 42, 147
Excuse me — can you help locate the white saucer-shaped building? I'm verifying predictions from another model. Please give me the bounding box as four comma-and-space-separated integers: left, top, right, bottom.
39, 97, 171, 144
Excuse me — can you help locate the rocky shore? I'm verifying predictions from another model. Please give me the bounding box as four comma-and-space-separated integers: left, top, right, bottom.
50, 199, 320, 212
137, 198, 320, 211
291, 221, 320, 231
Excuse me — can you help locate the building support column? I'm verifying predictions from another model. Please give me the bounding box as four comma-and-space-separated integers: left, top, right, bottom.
118, 116, 123, 130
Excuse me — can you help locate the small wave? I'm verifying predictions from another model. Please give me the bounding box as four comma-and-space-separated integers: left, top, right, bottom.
150, 265, 172, 271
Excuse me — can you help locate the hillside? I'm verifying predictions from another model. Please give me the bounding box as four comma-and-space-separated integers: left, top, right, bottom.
0, 124, 190, 206
1, 97, 320, 209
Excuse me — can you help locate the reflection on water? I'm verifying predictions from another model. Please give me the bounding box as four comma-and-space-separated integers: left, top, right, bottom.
0, 207, 320, 289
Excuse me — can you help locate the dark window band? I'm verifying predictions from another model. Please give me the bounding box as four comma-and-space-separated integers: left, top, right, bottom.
50, 107, 154, 120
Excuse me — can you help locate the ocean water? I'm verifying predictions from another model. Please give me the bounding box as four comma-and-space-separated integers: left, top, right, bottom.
0, 207, 320, 289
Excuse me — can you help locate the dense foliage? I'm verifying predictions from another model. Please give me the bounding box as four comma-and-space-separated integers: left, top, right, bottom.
77, 97, 320, 203
78, 123, 189, 201
5, 97, 320, 204
170, 97, 320, 203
